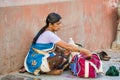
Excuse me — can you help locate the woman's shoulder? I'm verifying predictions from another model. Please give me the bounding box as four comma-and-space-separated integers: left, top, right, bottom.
45, 30, 53, 33
43, 30, 55, 35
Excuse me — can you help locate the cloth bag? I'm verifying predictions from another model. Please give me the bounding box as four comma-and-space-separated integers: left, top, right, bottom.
70, 53, 103, 78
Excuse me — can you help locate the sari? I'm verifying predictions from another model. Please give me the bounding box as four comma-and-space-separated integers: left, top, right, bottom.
24, 43, 56, 75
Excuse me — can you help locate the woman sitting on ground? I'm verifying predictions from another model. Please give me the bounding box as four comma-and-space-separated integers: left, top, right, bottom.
22, 12, 92, 75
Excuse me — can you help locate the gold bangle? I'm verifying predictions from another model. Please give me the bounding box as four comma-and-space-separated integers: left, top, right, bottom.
78, 49, 80, 52
78, 46, 82, 52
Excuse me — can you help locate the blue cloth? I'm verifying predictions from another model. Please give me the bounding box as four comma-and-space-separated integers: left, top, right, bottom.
24, 43, 56, 73
70, 55, 79, 76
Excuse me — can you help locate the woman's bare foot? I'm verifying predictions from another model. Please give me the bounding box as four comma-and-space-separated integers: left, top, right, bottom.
46, 69, 63, 75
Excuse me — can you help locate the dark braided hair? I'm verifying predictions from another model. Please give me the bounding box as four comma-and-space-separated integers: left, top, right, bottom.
32, 12, 62, 44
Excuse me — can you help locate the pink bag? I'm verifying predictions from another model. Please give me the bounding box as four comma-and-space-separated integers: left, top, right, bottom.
70, 53, 102, 78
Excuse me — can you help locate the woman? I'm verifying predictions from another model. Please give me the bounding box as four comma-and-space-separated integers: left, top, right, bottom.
23, 12, 92, 75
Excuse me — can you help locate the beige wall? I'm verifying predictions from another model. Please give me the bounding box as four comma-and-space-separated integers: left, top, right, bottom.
0, 0, 118, 74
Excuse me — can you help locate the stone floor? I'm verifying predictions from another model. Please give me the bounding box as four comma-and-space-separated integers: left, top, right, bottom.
0, 49, 120, 80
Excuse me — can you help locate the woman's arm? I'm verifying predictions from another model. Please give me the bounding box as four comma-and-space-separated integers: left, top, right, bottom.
56, 40, 92, 57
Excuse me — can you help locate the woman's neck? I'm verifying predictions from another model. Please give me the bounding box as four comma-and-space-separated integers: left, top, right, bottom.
46, 28, 55, 33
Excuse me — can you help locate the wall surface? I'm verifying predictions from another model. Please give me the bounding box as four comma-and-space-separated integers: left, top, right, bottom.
0, 0, 118, 74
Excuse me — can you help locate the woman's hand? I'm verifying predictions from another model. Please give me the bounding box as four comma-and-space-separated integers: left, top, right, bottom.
79, 48, 92, 60
85, 52, 92, 60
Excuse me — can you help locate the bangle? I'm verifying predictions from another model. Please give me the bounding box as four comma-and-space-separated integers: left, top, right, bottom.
78, 46, 82, 52
78, 49, 80, 52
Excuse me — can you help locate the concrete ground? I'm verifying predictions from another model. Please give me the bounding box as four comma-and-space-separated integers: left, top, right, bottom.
0, 49, 120, 80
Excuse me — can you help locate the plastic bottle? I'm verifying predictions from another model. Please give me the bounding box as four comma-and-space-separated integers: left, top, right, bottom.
68, 37, 75, 45
68, 37, 79, 62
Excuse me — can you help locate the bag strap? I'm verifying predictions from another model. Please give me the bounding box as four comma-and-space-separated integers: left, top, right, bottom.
85, 60, 103, 77
85, 60, 89, 77
89, 61, 99, 73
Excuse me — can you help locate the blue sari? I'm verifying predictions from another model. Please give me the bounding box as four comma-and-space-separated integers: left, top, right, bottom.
24, 43, 56, 75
